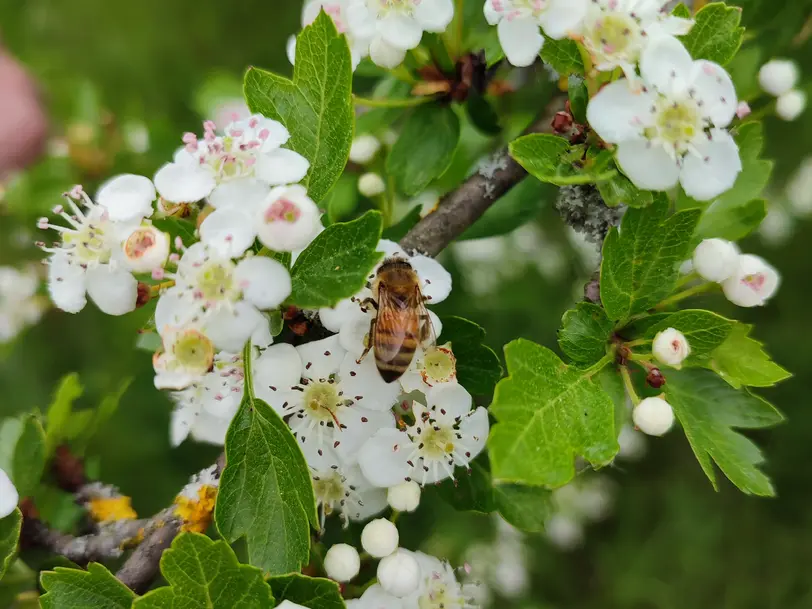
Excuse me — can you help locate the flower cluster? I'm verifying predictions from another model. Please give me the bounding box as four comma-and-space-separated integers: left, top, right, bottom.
289, 0, 455, 69
759, 58, 807, 122
692, 238, 780, 307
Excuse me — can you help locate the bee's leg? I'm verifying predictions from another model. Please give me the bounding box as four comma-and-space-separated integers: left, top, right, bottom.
356, 317, 377, 364
359, 297, 378, 313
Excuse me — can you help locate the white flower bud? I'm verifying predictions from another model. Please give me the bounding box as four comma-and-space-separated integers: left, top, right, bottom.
545, 514, 583, 551
377, 549, 422, 598
633, 397, 675, 436
0, 467, 18, 518
387, 481, 421, 512
122, 225, 170, 272
652, 327, 691, 368
758, 59, 799, 97
776, 90, 807, 122
692, 238, 740, 282
722, 254, 780, 307
361, 518, 399, 559
349, 134, 382, 165
358, 173, 386, 198
324, 543, 360, 583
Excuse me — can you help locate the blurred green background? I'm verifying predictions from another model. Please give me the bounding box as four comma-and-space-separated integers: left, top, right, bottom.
1, 1, 811, 607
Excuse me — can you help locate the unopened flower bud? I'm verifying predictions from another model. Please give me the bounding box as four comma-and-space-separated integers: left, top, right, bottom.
349, 134, 382, 165
377, 549, 421, 598
646, 367, 666, 389
361, 518, 399, 558
358, 172, 386, 198
776, 90, 807, 122
721, 254, 780, 307
633, 396, 675, 436
387, 481, 420, 512
551, 111, 573, 134
324, 543, 360, 583
0, 468, 18, 518
692, 238, 740, 282
652, 328, 690, 368
758, 59, 799, 96
136, 282, 151, 308
123, 225, 170, 273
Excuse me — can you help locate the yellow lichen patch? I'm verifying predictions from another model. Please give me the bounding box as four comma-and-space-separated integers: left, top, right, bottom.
87, 496, 138, 523
174, 485, 217, 533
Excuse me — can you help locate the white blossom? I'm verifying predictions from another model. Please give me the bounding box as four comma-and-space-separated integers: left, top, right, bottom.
652, 327, 691, 368
40, 185, 148, 316
721, 253, 780, 307
484, 0, 588, 67
776, 89, 807, 121
358, 172, 386, 197
153, 116, 310, 207
347, 0, 455, 69
0, 266, 44, 343
361, 518, 399, 558
577, 0, 693, 81
0, 468, 18, 518
758, 59, 799, 97
358, 393, 488, 487
587, 35, 742, 201
692, 238, 740, 282
153, 324, 217, 390
95, 174, 157, 223
324, 543, 361, 583
349, 134, 382, 164
633, 396, 675, 436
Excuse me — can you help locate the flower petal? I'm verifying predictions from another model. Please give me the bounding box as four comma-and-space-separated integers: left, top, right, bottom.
254, 343, 304, 397
680, 129, 741, 201
339, 353, 402, 412
586, 79, 654, 143
378, 13, 423, 50
414, 0, 454, 33
297, 335, 346, 380
198, 208, 256, 259
616, 140, 681, 191
456, 407, 489, 465
689, 60, 738, 128
0, 468, 19, 518
254, 148, 311, 186
47, 256, 87, 314
208, 177, 270, 211
358, 428, 413, 488
170, 399, 199, 447
96, 174, 156, 222
408, 255, 452, 304
190, 411, 230, 445
538, 0, 588, 39
427, 384, 472, 421
203, 302, 264, 352
498, 17, 543, 68
85, 266, 137, 316
338, 309, 373, 357
154, 162, 216, 204
155, 287, 197, 331
335, 406, 396, 465
234, 256, 291, 309
369, 37, 407, 69
639, 35, 694, 95
319, 297, 361, 333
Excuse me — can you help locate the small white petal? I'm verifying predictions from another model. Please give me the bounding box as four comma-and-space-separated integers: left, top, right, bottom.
85, 266, 137, 316
203, 302, 264, 352
0, 468, 19, 518
484, 0, 500, 25
378, 13, 423, 50
538, 0, 588, 39
377, 239, 406, 258
457, 407, 489, 463
369, 37, 407, 69
48, 256, 87, 314
339, 354, 402, 412
297, 335, 346, 380
408, 255, 452, 304
96, 174, 156, 222
170, 401, 199, 447
208, 178, 270, 211
413, 0, 454, 32
680, 129, 742, 201
256, 185, 321, 252
616, 140, 681, 192
154, 162, 216, 204
155, 287, 196, 331
350, 485, 389, 522
334, 406, 396, 465
190, 411, 231, 445
639, 35, 694, 95
586, 80, 654, 144
234, 257, 291, 309
338, 309, 373, 357
498, 17, 543, 68
254, 148, 311, 186
690, 60, 738, 127
287, 34, 297, 65
198, 209, 256, 259
319, 298, 361, 333
427, 384, 472, 420
358, 428, 412, 488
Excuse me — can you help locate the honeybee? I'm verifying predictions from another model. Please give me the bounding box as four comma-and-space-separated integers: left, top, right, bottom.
359, 258, 434, 383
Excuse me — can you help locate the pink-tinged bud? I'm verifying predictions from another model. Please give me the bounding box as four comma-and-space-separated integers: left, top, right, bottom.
551, 111, 573, 134
736, 101, 751, 119
722, 254, 780, 307
652, 327, 690, 368
182, 132, 198, 144
264, 198, 302, 224
693, 238, 740, 282
646, 368, 666, 389
124, 226, 170, 273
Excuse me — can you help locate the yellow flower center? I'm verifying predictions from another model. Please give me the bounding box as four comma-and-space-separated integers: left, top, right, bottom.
303, 382, 345, 423
196, 262, 236, 303
313, 471, 346, 512
171, 330, 215, 373
421, 346, 457, 386
420, 426, 456, 460
585, 13, 640, 63
651, 99, 703, 150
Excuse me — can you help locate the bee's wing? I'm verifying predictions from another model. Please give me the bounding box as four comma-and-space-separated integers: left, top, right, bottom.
416, 287, 437, 349
375, 285, 419, 364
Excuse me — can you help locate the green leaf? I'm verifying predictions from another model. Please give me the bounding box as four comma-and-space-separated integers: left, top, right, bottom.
488, 339, 618, 488
665, 368, 784, 496
558, 303, 614, 365
671, 2, 691, 18
436, 456, 497, 514
540, 37, 584, 76
243, 11, 353, 202
509, 135, 616, 186
700, 324, 791, 388
600, 197, 701, 322
679, 2, 744, 65
640, 309, 734, 357
460, 178, 554, 241
567, 76, 588, 124
270, 308, 284, 337
288, 211, 384, 308
40, 564, 135, 609
135, 332, 162, 352
466, 92, 501, 135
133, 533, 275, 608
44, 373, 84, 457
439, 317, 503, 395
386, 104, 461, 196
151, 217, 196, 247
493, 483, 552, 533
597, 172, 654, 208
0, 509, 22, 580
696, 198, 767, 242
0, 414, 46, 498
382, 205, 421, 241
324, 174, 360, 225
72, 379, 132, 455
215, 346, 317, 576
268, 574, 346, 609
